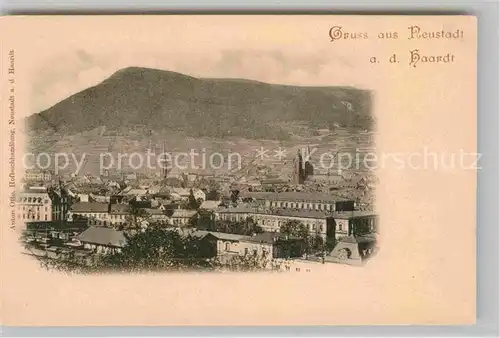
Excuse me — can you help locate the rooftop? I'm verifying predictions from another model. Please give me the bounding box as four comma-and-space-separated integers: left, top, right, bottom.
71, 202, 109, 213
214, 207, 257, 214
143, 208, 166, 215
199, 200, 222, 209
241, 231, 300, 244
239, 191, 350, 203
171, 209, 198, 218
333, 211, 378, 219
109, 204, 130, 214
191, 231, 250, 242
214, 207, 334, 219
266, 209, 334, 219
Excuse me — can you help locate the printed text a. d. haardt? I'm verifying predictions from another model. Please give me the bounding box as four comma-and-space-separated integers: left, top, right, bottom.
409, 49, 455, 68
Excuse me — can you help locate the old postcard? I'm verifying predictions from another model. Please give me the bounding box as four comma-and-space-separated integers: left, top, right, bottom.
0, 15, 477, 325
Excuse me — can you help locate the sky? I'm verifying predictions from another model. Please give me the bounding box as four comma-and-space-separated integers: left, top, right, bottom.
14, 16, 378, 115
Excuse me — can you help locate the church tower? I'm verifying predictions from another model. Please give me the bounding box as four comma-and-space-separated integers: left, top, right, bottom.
293, 149, 305, 184
160, 141, 170, 179
304, 144, 314, 177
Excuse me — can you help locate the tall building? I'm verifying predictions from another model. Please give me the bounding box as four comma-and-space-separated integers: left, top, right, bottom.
159, 141, 171, 179
292, 147, 313, 184
304, 145, 315, 177
48, 183, 75, 222
17, 186, 53, 222
292, 150, 305, 184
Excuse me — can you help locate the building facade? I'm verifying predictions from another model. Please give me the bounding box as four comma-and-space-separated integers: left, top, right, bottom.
68, 202, 130, 227
214, 208, 378, 240
17, 187, 53, 222
240, 192, 355, 212
214, 208, 335, 239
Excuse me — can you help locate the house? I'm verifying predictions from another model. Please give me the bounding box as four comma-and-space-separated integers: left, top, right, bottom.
129, 200, 152, 209
190, 231, 250, 257
78, 193, 90, 202
77, 226, 127, 254
305, 174, 343, 184
214, 207, 257, 222
122, 188, 148, 198
16, 186, 53, 222
326, 234, 377, 265
193, 189, 206, 201
215, 207, 336, 239
89, 193, 110, 203
146, 184, 163, 195
239, 232, 306, 259
48, 185, 75, 222
68, 202, 109, 225
170, 209, 198, 226
156, 187, 171, 198
171, 229, 220, 258
143, 208, 169, 224
24, 220, 88, 240
260, 178, 288, 189
109, 203, 130, 227
171, 188, 190, 200
331, 211, 378, 239
263, 192, 355, 212
169, 192, 183, 201
68, 202, 131, 227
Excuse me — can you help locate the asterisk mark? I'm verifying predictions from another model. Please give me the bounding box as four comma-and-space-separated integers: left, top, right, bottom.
255, 147, 269, 160
274, 147, 288, 160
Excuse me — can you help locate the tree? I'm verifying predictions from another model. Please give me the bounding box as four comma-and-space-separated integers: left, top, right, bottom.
100, 228, 215, 272
280, 220, 312, 254
188, 210, 216, 230
280, 220, 308, 239
186, 189, 201, 210
230, 190, 240, 205
126, 205, 149, 229
218, 250, 270, 271
240, 217, 263, 235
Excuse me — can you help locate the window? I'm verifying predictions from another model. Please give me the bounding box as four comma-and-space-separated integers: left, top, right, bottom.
225, 242, 230, 251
